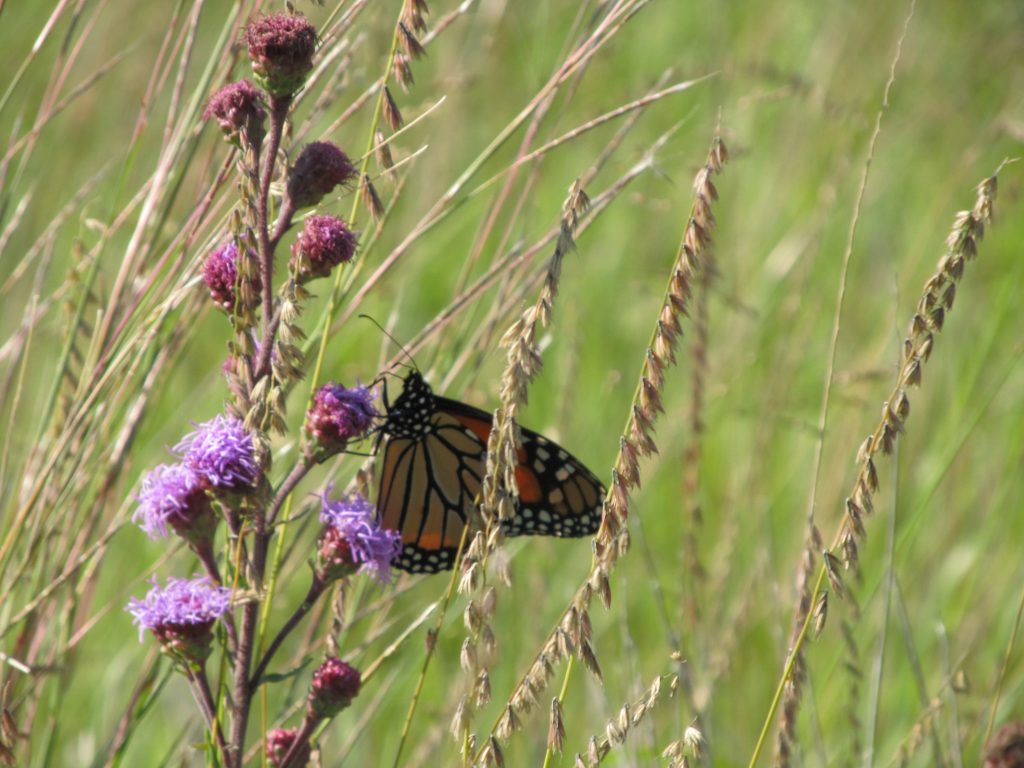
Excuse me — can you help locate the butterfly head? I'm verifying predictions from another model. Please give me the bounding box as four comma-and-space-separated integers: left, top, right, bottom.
381, 370, 436, 438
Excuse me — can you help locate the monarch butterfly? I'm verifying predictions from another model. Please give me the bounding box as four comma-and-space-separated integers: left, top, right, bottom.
376, 370, 605, 573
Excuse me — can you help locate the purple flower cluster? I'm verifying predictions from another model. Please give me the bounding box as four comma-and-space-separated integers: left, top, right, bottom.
318, 492, 400, 583
291, 215, 357, 280
287, 141, 356, 209
127, 576, 231, 642
305, 382, 377, 450
133, 463, 208, 540
203, 80, 265, 138
176, 415, 260, 492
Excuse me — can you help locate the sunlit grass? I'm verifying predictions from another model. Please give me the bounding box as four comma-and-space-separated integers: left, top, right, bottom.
1, 0, 1022, 766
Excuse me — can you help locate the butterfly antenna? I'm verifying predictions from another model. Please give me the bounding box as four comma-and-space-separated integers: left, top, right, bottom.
359, 314, 420, 374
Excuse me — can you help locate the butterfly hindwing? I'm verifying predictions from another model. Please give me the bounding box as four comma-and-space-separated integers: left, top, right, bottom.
377, 371, 605, 573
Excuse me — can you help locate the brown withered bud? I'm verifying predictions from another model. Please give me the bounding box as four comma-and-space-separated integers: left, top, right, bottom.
374, 130, 394, 173
822, 550, 846, 600
813, 589, 828, 638
392, 52, 415, 90
548, 698, 565, 753
382, 86, 404, 130
359, 173, 385, 221
398, 22, 426, 59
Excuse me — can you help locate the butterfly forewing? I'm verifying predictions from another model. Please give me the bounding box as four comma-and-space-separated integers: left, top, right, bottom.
377, 371, 605, 573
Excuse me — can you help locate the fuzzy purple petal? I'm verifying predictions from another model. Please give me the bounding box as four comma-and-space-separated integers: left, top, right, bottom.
133, 463, 204, 539
175, 415, 260, 491
126, 576, 232, 642
319, 492, 400, 583
306, 382, 378, 448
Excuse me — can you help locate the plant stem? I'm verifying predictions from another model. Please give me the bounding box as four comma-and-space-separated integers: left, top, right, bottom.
250, 576, 327, 692
254, 95, 292, 382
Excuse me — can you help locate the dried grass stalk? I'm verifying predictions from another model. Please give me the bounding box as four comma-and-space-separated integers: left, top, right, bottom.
487, 135, 728, 753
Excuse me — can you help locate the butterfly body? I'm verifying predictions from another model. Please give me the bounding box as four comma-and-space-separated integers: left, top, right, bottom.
377, 371, 604, 573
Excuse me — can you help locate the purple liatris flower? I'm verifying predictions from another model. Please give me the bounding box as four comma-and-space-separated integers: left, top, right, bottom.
126, 576, 231, 663
307, 657, 361, 721
203, 79, 266, 140
305, 382, 377, 452
176, 415, 260, 492
202, 242, 261, 311
245, 12, 318, 98
286, 141, 356, 209
133, 463, 216, 546
317, 492, 400, 584
266, 728, 307, 767
290, 215, 357, 281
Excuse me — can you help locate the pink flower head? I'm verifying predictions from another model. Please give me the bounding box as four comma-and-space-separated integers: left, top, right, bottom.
245, 13, 318, 97
286, 141, 356, 209
203, 80, 266, 140
175, 415, 260, 493
307, 657, 361, 720
266, 728, 308, 767
317, 491, 400, 584
203, 242, 261, 312
133, 463, 217, 547
306, 382, 377, 451
126, 576, 231, 663
291, 215, 358, 281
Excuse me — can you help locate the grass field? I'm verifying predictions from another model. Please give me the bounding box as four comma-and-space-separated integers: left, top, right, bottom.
1, 0, 1023, 766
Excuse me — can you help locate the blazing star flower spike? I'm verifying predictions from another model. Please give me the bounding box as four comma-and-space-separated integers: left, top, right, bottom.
245, 12, 318, 98
133, 463, 216, 546
318, 491, 401, 584
305, 382, 377, 453
175, 415, 260, 492
290, 215, 358, 281
307, 657, 361, 721
126, 576, 231, 664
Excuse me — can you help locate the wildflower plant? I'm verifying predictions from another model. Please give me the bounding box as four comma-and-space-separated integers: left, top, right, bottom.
122, 12, 396, 766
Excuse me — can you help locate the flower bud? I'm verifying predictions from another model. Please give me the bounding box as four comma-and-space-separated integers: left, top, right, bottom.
266, 728, 308, 767
305, 382, 376, 455
307, 657, 361, 721
202, 242, 261, 312
286, 142, 356, 209
245, 13, 318, 98
203, 80, 266, 143
290, 216, 357, 281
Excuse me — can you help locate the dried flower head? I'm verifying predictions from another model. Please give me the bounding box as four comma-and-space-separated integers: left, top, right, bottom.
175, 415, 260, 492
290, 215, 358, 281
308, 657, 361, 720
318, 492, 401, 583
305, 382, 377, 452
245, 13, 318, 98
126, 576, 231, 664
286, 141, 356, 209
133, 463, 217, 546
202, 242, 260, 311
203, 80, 266, 141
266, 728, 308, 767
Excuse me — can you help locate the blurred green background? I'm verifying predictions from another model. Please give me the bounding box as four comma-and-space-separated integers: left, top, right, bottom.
1, 0, 1023, 765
